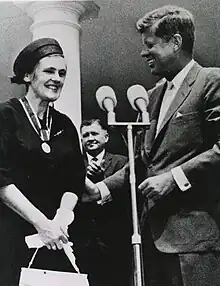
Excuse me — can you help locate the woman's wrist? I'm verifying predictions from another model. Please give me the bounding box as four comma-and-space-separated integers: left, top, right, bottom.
32, 212, 49, 230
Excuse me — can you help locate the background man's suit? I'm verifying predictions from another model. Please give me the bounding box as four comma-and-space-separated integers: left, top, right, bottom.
74, 151, 132, 286
103, 62, 220, 284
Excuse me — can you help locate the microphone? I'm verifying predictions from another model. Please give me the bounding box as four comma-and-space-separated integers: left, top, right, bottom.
96, 86, 117, 123
127, 84, 150, 124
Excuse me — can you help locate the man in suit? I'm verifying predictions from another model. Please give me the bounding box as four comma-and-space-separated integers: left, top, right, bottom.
83, 5, 220, 285
76, 119, 132, 286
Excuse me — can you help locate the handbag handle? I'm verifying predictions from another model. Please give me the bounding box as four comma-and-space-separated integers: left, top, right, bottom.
28, 248, 39, 268
28, 243, 80, 273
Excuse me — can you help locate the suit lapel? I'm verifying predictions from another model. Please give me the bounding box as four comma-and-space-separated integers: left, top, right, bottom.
154, 62, 202, 138
84, 151, 112, 170
102, 152, 112, 171
144, 82, 167, 151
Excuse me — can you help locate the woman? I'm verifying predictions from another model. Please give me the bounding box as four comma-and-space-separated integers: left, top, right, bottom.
0, 38, 85, 285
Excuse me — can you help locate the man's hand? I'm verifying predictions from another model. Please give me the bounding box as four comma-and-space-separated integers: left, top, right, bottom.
87, 161, 104, 180
138, 171, 176, 201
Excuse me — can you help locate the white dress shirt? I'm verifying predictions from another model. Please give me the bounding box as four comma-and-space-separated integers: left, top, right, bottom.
87, 149, 105, 166
156, 80, 175, 135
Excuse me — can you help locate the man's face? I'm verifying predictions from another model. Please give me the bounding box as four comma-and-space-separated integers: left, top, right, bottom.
26, 55, 67, 102
81, 122, 109, 155
141, 29, 176, 77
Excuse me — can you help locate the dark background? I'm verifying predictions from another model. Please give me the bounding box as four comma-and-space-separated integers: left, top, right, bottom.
1, 0, 220, 154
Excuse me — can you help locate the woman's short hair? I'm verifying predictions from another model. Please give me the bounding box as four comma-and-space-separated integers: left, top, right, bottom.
136, 5, 195, 55
11, 38, 64, 85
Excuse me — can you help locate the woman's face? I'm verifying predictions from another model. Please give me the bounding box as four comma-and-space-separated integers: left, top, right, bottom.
27, 55, 67, 102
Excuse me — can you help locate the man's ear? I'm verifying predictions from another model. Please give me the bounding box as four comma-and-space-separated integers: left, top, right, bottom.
104, 132, 109, 143
171, 33, 182, 52
23, 73, 31, 83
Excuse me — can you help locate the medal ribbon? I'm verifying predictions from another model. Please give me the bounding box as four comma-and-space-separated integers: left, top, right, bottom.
20, 97, 52, 142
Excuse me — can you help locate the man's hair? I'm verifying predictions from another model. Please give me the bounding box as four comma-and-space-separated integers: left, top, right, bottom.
80, 119, 108, 132
136, 5, 195, 54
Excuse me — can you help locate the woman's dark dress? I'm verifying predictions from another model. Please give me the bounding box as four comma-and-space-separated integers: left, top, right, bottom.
0, 98, 85, 285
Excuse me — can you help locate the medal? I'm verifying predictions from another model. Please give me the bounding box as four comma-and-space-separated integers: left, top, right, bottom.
41, 142, 51, 153
20, 97, 53, 155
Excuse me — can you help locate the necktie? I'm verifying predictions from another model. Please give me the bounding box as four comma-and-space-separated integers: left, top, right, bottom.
91, 157, 98, 164
156, 81, 174, 135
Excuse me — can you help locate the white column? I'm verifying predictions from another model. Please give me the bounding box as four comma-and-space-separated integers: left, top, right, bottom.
15, 1, 99, 130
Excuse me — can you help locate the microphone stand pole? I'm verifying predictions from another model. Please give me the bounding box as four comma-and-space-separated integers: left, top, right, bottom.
108, 121, 149, 286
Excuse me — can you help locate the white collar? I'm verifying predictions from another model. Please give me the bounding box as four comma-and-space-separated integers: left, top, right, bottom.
171, 59, 195, 90
87, 149, 105, 164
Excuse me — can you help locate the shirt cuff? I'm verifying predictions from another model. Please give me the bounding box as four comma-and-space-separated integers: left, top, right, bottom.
171, 166, 191, 192
96, 182, 112, 205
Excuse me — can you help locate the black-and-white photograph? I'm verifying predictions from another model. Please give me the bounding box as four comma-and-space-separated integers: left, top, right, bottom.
0, 0, 220, 285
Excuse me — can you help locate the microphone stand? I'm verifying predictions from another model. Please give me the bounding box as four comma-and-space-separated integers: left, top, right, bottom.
108, 120, 150, 286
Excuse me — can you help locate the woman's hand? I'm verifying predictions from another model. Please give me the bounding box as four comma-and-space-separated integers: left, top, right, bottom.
35, 218, 68, 250
0, 184, 70, 250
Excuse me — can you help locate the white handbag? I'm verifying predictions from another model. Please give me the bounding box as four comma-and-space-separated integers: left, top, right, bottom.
19, 267, 89, 286
19, 245, 89, 286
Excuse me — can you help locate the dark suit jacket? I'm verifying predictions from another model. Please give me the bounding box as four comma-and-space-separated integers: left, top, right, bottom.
103, 62, 220, 253
83, 151, 130, 246
85, 151, 127, 181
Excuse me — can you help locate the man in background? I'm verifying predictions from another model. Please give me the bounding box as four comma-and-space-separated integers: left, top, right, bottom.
75, 119, 132, 286
83, 5, 220, 285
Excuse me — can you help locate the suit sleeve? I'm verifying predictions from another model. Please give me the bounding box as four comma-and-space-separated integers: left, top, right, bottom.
179, 69, 220, 188
113, 155, 127, 172
103, 156, 145, 201
98, 155, 129, 202
103, 163, 129, 194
